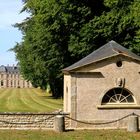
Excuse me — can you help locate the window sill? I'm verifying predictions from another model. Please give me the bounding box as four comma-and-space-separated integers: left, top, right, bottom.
97, 105, 140, 109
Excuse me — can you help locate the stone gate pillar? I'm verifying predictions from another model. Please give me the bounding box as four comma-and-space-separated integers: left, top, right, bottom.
127, 114, 139, 132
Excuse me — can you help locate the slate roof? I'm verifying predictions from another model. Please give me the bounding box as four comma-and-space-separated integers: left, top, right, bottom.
63, 40, 140, 72
0, 65, 19, 73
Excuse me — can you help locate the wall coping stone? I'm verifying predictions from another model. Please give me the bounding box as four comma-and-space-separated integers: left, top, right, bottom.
0, 112, 70, 115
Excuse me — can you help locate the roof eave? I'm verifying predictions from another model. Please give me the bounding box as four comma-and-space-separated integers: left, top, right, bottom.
63, 53, 140, 73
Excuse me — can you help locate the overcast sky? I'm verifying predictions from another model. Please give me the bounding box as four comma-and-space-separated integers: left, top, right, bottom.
0, 0, 28, 66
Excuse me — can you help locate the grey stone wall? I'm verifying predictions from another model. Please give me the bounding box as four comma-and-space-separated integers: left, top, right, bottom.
0, 112, 70, 129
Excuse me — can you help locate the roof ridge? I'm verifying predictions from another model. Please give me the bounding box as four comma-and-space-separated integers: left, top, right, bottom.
63, 41, 140, 72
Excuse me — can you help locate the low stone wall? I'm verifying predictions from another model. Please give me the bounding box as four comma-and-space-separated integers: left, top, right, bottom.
0, 112, 138, 130
0, 112, 70, 129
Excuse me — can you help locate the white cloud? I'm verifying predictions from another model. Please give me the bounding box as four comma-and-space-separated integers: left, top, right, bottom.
0, 0, 29, 30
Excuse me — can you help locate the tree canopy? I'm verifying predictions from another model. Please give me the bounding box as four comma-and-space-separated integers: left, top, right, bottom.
12, 0, 140, 98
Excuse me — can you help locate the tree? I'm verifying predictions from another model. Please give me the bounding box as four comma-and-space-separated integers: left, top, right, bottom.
69, 0, 140, 56
12, 0, 140, 98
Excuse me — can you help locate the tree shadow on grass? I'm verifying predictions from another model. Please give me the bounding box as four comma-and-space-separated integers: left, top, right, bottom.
40, 95, 62, 100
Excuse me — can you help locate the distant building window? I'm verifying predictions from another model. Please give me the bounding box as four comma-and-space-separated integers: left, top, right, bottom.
1, 81, 3, 86
14, 80, 16, 87
1, 74, 3, 78
102, 88, 135, 105
7, 80, 9, 87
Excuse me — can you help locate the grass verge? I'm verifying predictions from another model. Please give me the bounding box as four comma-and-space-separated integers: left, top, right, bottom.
0, 129, 139, 140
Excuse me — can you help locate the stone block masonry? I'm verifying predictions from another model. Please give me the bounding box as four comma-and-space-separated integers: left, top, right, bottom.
0, 112, 70, 130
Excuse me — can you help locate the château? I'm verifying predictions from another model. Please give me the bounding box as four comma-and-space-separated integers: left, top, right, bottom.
0, 65, 32, 88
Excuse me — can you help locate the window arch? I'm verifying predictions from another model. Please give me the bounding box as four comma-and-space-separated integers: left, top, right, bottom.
102, 88, 135, 105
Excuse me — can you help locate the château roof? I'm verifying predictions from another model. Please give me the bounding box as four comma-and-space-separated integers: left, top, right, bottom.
63, 40, 140, 72
0, 65, 19, 73
0, 65, 6, 72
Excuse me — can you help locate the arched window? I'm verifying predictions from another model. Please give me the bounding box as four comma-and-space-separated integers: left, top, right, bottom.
102, 88, 135, 105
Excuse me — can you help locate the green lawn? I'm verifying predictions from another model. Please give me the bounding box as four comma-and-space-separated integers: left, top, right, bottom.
0, 88, 63, 112
0, 129, 139, 140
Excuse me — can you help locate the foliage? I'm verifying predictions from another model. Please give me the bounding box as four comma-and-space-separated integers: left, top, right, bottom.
12, 0, 140, 97
69, 0, 140, 56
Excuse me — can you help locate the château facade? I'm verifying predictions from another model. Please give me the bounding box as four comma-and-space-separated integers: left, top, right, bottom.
0, 65, 32, 88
